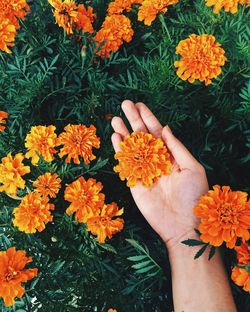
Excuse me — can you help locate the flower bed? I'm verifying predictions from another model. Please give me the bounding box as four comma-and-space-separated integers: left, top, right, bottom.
0, 0, 249, 311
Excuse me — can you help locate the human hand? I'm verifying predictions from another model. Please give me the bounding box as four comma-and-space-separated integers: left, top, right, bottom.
111, 100, 209, 250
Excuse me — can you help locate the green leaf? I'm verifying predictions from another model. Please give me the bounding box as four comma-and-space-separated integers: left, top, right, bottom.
136, 265, 156, 274
208, 246, 216, 260
181, 239, 205, 246
194, 244, 208, 260
48, 260, 66, 274
127, 255, 148, 262
132, 260, 152, 270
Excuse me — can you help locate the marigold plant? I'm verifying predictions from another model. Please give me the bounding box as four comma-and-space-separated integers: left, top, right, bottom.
86, 203, 124, 243
234, 242, 250, 264
94, 14, 134, 58
64, 177, 105, 223
231, 267, 250, 293
0, 153, 30, 196
108, 0, 143, 15
205, 0, 250, 14
0, 0, 250, 310
114, 132, 172, 187
58, 124, 100, 165
0, 0, 29, 53
138, 0, 179, 25
0, 111, 8, 132
231, 242, 250, 293
48, 0, 78, 35
13, 192, 55, 233
33, 172, 62, 198
193, 185, 250, 248
25, 125, 59, 165
76, 4, 96, 34
0, 247, 38, 307
174, 34, 227, 86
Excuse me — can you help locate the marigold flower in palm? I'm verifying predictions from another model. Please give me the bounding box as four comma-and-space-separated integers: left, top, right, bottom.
174, 34, 227, 86
58, 124, 100, 165
94, 14, 134, 58
0, 111, 8, 132
0, 247, 38, 307
205, 0, 250, 14
25, 125, 59, 165
33, 172, 62, 198
193, 185, 250, 249
138, 0, 179, 25
13, 192, 54, 233
0, 153, 30, 196
86, 203, 124, 243
108, 0, 143, 15
114, 132, 172, 187
48, 0, 78, 35
76, 4, 96, 34
64, 177, 105, 223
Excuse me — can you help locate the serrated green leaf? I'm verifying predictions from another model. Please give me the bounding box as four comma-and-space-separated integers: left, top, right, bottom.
127, 255, 148, 262
136, 265, 156, 274
132, 260, 152, 270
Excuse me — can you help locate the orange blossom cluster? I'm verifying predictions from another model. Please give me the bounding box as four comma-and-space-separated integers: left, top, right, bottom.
0, 0, 30, 53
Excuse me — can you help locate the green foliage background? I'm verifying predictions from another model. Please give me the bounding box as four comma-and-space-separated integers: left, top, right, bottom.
0, 0, 249, 311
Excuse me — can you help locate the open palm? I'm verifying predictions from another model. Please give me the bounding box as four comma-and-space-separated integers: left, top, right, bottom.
111, 101, 209, 247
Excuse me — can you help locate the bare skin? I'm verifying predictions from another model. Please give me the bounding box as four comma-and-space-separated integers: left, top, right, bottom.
111, 100, 237, 312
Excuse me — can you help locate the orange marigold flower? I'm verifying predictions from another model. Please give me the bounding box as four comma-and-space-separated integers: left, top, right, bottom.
0, 0, 30, 28
231, 267, 250, 293
193, 185, 250, 249
94, 14, 134, 58
0, 0, 29, 53
86, 203, 124, 243
0, 247, 38, 307
48, 0, 78, 35
205, 0, 249, 14
231, 241, 250, 293
114, 132, 172, 187
64, 176, 105, 223
0, 111, 8, 132
58, 124, 100, 165
25, 125, 59, 165
13, 192, 54, 233
235, 242, 250, 265
33, 172, 62, 198
138, 0, 178, 26
108, 309, 118, 312
108, 0, 143, 15
174, 34, 227, 86
77, 4, 96, 34
0, 153, 30, 196
0, 19, 17, 54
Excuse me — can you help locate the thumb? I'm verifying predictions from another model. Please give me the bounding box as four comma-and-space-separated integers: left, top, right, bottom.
162, 126, 200, 169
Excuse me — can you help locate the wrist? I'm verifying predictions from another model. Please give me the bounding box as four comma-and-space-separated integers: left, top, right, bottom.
165, 228, 200, 257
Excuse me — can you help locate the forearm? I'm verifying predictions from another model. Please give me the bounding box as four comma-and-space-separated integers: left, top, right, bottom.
167, 235, 237, 312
